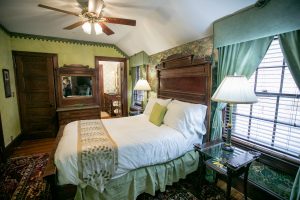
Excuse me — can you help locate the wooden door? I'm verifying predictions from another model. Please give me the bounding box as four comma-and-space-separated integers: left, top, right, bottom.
13, 52, 58, 139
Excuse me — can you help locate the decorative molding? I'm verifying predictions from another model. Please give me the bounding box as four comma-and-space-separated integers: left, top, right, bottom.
113, 45, 129, 58
0, 24, 10, 36
255, 0, 271, 8
0, 24, 128, 58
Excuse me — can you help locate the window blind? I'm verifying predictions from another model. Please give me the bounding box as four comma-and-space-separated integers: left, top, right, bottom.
226, 38, 300, 158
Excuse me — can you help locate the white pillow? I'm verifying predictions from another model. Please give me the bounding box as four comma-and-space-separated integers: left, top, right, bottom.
163, 100, 207, 138
143, 97, 172, 116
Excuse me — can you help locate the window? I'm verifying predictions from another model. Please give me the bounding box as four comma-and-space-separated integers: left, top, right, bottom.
133, 66, 143, 105
226, 38, 300, 158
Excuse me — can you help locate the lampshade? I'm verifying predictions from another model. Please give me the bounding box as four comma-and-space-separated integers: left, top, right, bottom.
134, 79, 151, 91
94, 23, 103, 35
82, 21, 91, 34
211, 75, 258, 104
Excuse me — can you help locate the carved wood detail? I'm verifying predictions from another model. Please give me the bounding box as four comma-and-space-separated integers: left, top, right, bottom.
156, 54, 212, 140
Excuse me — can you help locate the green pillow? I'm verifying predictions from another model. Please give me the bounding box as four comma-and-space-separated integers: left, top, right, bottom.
149, 103, 168, 126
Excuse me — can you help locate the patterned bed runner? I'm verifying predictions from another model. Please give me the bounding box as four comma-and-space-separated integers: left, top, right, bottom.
77, 120, 118, 192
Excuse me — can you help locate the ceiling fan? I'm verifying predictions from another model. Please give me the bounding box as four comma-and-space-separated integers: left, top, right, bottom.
38, 0, 136, 36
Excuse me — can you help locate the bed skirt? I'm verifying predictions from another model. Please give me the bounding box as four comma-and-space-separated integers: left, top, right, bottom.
75, 150, 199, 200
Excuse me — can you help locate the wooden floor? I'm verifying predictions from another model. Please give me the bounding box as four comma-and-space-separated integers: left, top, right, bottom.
217, 180, 247, 200
11, 138, 56, 158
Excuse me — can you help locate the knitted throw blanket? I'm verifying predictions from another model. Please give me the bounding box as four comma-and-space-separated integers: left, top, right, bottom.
77, 120, 118, 192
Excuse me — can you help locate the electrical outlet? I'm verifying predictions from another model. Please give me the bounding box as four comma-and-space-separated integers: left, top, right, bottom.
10, 136, 13, 142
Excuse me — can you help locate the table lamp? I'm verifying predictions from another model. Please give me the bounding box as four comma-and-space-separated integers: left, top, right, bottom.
211, 75, 258, 151
134, 79, 151, 109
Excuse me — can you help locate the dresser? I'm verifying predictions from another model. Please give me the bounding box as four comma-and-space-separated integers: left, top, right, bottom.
57, 105, 100, 126
55, 65, 100, 125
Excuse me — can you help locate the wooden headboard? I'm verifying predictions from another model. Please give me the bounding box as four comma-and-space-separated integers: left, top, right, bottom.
156, 54, 212, 141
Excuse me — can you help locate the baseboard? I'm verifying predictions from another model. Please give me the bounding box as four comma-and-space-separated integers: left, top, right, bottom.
4, 132, 24, 158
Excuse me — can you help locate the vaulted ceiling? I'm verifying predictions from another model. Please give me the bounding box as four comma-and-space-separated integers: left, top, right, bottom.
0, 0, 255, 56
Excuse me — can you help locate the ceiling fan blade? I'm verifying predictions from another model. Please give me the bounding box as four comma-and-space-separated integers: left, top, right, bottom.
88, 0, 103, 16
77, 0, 88, 8
99, 23, 114, 35
64, 21, 85, 30
38, 4, 79, 16
103, 17, 136, 26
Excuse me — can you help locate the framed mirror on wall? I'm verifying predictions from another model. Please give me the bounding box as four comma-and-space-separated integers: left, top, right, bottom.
62, 76, 93, 98
55, 65, 99, 107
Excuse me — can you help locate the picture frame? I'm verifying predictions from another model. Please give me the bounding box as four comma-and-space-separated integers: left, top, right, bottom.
2, 69, 12, 98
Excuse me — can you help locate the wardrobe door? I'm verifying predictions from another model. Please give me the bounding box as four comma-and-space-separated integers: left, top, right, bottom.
14, 52, 58, 139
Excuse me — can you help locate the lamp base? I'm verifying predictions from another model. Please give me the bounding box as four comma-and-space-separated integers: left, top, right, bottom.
222, 143, 234, 152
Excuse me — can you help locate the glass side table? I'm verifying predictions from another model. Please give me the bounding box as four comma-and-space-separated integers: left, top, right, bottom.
194, 139, 260, 200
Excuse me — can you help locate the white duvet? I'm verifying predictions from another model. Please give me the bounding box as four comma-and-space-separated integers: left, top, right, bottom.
55, 114, 203, 185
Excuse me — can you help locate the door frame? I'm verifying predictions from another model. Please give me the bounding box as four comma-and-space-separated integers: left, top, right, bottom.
95, 56, 128, 116
12, 51, 58, 138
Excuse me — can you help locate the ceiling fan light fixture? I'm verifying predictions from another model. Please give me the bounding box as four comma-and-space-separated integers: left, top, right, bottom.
94, 23, 103, 35
38, 1, 136, 36
82, 21, 92, 34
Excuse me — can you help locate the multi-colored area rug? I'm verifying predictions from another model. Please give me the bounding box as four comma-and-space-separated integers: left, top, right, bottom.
0, 153, 232, 200
0, 153, 51, 200
137, 176, 229, 200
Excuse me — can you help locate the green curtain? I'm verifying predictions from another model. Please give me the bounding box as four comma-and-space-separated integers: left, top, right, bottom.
140, 65, 148, 106
131, 67, 137, 106
140, 64, 147, 79
210, 36, 274, 140
279, 30, 300, 89
290, 167, 300, 200
280, 30, 300, 200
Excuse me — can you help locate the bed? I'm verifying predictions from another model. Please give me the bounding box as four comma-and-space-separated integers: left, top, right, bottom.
45, 54, 212, 200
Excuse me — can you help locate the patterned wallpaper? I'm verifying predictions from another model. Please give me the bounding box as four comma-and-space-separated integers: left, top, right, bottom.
100, 61, 121, 94
148, 36, 213, 95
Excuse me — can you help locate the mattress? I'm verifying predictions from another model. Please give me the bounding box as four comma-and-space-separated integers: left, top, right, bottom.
54, 114, 203, 186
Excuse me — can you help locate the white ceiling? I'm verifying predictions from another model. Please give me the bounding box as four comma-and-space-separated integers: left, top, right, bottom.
0, 0, 255, 56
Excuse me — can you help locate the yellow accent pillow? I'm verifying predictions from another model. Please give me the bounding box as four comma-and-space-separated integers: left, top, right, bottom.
149, 103, 168, 126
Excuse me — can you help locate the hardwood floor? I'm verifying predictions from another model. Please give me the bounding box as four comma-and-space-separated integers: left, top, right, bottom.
11, 138, 56, 158
217, 180, 247, 200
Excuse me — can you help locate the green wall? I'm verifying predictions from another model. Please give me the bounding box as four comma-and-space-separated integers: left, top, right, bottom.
10, 37, 125, 67
0, 30, 129, 147
0, 29, 21, 146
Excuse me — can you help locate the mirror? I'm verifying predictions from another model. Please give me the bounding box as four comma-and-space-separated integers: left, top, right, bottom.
56, 65, 99, 107
62, 76, 92, 98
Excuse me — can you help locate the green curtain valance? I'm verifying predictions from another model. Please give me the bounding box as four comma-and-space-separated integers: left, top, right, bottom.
214, 0, 300, 48
129, 51, 149, 68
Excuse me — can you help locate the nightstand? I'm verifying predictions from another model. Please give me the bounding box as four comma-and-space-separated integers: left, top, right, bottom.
194, 139, 260, 200
129, 104, 143, 116
129, 110, 143, 116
